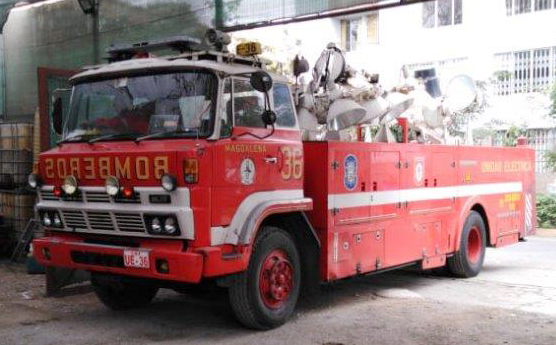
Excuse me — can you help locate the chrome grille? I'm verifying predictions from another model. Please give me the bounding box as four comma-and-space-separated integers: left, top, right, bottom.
114, 193, 141, 204
62, 192, 83, 202
86, 211, 114, 231
62, 210, 86, 229
115, 213, 145, 232
85, 191, 110, 203
41, 190, 59, 201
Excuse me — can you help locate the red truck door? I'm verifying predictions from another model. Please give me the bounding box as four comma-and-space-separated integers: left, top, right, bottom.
430, 151, 458, 255
368, 150, 399, 269
211, 77, 272, 227
211, 78, 301, 230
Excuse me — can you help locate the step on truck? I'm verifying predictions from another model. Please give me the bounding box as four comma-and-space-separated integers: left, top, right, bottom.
31, 31, 536, 329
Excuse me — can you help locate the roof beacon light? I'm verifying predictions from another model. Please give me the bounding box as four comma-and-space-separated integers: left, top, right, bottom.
205, 29, 231, 52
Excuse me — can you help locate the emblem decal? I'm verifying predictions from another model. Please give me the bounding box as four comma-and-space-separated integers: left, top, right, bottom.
344, 154, 357, 190
240, 158, 255, 185
414, 159, 424, 185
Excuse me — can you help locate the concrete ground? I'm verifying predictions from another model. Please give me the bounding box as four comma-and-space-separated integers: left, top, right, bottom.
1, 232, 555, 345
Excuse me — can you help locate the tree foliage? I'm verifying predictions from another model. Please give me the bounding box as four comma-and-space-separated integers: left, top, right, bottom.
550, 83, 556, 118
502, 124, 526, 146
537, 194, 556, 228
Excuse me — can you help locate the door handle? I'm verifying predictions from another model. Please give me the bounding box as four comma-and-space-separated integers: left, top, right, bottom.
264, 157, 278, 164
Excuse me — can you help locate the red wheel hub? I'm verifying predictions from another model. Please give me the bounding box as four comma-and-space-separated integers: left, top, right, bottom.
467, 226, 482, 263
259, 249, 293, 309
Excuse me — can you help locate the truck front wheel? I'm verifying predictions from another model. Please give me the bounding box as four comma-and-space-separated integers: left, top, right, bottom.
91, 274, 159, 310
228, 226, 301, 330
448, 211, 487, 278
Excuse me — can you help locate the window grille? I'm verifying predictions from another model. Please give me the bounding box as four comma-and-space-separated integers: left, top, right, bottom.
493, 128, 556, 173
406, 57, 468, 81
506, 0, 554, 15
422, 0, 462, 28
493, 47, 556, 96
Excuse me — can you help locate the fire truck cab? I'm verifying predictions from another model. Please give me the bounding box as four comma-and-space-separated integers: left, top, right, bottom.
31, 33, 536, 330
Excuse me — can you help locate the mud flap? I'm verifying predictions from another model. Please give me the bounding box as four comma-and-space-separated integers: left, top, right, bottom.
495, 233, 519, 248
46, 267, 90, 296
421, 254, 446, 270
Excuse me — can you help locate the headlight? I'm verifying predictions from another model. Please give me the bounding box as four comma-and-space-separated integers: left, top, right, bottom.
42, 212, 52, 226
164, 217, 177, 235
105, 176, 120, 196
28, 173, 42, 189
62, 176, 78, 195
53, 213, 62, 227
41, 211, 63, 228
145, 215, 180, 236
161, 174, 177, 192
151, 217, 162, 234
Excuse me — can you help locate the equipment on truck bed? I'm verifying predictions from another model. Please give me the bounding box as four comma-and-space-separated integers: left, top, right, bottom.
295, 43, 479, 144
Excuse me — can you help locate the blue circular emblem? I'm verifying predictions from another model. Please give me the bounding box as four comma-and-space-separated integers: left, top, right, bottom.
344, 154, 357, 190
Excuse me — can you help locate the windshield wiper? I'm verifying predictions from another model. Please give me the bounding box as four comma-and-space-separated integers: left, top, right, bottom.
89, 132, 139, 143
135, 129, 198, 143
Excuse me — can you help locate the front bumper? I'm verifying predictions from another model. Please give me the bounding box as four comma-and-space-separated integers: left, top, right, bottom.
33, 233, 249, 283
33, 234, 204, 283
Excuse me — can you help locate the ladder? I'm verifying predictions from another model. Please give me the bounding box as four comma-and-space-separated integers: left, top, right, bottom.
10, 219, 39, 262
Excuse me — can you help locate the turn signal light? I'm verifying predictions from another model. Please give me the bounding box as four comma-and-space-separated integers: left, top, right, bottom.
183, 158, 199, 183
123, 187, 134, 198
53, 187, 62, 197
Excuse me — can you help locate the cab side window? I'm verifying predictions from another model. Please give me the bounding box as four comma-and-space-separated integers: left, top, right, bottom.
233, 79, 266, 128
272, 83, 296, 128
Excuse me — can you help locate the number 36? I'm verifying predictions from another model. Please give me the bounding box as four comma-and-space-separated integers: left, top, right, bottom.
281, 147, 303, 180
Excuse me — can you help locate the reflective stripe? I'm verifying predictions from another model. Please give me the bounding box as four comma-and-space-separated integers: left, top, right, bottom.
525, 193, 533, 232
328, 182, 523, 209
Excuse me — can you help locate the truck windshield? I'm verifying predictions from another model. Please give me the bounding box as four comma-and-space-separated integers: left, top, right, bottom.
63, 71, 218, 142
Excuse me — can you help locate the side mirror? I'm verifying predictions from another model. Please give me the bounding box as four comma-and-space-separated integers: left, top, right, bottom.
51, 97, 64, 135
293, 55, 309, 77
250, 71, 273, 93
50, 88, 71, 135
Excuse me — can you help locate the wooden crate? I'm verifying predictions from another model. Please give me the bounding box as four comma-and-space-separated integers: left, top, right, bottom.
0, 123, 33, 151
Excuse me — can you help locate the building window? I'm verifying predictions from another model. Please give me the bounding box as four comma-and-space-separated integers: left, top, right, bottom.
422, 0, 462, 28
341, 18, 360, 52
366, 13, 379, 45
506, 0, 554, 15
493, 47, 555, 95
340, 13, 379, 51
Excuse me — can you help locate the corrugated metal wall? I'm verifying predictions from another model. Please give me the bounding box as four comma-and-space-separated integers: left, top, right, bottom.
3, 0, 212, 122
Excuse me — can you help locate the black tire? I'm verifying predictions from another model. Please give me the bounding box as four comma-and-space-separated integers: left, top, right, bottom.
91, 274, 158, 310
448, 211, 487, 278
228, 226, 301, 330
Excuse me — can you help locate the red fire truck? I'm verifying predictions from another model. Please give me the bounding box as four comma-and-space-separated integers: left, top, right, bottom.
31, 34, 536, 330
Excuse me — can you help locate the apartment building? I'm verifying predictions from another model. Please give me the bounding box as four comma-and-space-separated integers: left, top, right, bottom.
331, 0, 556, 177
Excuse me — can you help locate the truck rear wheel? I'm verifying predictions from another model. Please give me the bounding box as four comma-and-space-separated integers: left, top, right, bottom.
228, 226, 301, 330
448, 211, 486, 278
91, 274, 158, 310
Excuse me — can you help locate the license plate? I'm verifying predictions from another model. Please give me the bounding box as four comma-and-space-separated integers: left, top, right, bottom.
123, 250, 150, 269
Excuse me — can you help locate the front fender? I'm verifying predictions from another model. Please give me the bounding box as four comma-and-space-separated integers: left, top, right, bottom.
209, 189, 312, 246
